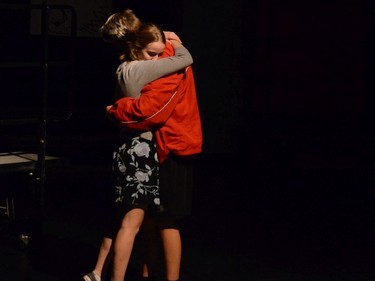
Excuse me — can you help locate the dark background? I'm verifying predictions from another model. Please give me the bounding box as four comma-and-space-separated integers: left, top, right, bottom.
1, 1, 375, 280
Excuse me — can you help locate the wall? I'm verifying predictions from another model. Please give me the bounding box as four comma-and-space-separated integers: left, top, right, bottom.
182, 1, 245, 154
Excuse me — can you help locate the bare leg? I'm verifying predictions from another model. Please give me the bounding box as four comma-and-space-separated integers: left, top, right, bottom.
111, 208, 145, 281
160, 228, 181, 281
92, 237, 113, 278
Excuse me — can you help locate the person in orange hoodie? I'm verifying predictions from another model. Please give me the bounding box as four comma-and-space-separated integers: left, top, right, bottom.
106, 47, 202, 281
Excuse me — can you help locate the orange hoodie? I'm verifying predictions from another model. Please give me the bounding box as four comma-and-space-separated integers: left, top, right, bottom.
107, 43, 202, 163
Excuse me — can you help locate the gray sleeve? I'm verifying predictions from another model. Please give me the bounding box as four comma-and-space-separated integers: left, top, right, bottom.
119, 45, 193, 98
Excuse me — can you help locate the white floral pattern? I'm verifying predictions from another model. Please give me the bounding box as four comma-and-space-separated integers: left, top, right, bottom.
112, 136, 160, 209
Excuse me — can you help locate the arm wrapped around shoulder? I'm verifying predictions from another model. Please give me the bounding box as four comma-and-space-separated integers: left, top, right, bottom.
107, 69, 186, 131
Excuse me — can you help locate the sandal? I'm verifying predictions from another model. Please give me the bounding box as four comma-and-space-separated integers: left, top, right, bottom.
83, 271, 101, 281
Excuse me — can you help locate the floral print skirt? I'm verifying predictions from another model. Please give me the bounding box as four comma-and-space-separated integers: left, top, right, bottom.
112, 134, 161, 216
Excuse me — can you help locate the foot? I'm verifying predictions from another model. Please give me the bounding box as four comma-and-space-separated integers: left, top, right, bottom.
83, 271, 101, 281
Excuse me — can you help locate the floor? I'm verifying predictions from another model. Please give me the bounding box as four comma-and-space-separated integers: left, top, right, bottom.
1, 132, 375, 281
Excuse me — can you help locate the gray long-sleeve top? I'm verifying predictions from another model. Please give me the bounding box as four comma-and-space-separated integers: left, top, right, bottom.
114, 45, 193, 100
